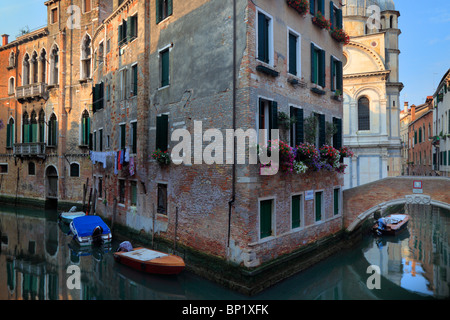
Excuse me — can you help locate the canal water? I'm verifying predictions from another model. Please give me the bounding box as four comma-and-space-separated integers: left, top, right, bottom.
0, 204, 448, 300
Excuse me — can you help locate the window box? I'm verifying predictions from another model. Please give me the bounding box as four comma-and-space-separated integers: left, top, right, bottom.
330, 28, 350, 45
256, 65, 279, 77
312, 11, 331, 30
286, 0, 309, 16
311, 87, 325, 95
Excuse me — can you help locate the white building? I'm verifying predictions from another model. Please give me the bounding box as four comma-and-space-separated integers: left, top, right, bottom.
342, 0, 403, 189
433, 69, 450, 176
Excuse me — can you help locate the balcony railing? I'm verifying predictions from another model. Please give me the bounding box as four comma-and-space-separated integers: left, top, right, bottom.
14, 143, 46, 158
15, 83, 48, 102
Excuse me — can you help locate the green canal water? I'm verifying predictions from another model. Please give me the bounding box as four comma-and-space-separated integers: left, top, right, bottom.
0, 204, 448, 300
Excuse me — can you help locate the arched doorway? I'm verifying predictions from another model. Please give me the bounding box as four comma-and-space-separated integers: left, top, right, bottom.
46, 166, 58, 199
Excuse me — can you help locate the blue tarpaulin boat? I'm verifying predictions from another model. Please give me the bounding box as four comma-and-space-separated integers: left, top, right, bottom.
70, 216, 112, 246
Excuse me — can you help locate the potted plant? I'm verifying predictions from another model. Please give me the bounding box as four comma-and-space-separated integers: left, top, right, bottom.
151, 149, 171, 166
332, 89, 343, 101
330, 28, 350, 45
286, 0, 309, 16
312, 11, 331, 30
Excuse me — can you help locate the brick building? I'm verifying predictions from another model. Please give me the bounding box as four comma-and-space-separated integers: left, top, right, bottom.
89, 0, 346, 268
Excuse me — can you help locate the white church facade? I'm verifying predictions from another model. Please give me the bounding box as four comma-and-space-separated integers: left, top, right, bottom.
342, 0, 403, 189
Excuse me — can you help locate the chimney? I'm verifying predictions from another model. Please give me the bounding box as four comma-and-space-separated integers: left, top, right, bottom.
1, 34, 9, 46
404, 102, 408, 113
411, 104, 416, 122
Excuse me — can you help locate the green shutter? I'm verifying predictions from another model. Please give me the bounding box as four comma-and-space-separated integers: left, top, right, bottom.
295, 108, 304, 144
270, 101, 278, 130
6, 124, 11, 148
330, 1, 335, 29
292, 195, 301, 229
130, 15, 136, 39
319, 0, 325, 13
337, 60, 343, 91
126, 18, 132, 42
310, 0, 315, 14
123, 20, 127, 44
310, 43, 316, 83
290, 106, 295, 147
334, 189, 339, 215
161, 50, 170, 87
330, 56, 335, 90
24, 124, 30, 143
156, 115, 169, 152
288, 33, 297, 75
315, 192, 322, 221
258, 12, 268, 63
133, 65, 138, 95
132, 122, 137, 154
333, 117, 342, 150
118, 24, 122, 45
319, 49, 326, 87
156, 0, 162, 23
31, 123, 37, 143
121, 124, 126, 150
338, 9, 343, 29
168, 0, 173, 16
260, 200, 272, 239
319, 114, 326, 147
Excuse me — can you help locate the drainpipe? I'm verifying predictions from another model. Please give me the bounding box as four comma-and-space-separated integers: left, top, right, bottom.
227, 0, 237, 248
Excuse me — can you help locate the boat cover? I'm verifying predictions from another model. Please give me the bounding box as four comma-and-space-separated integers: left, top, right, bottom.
120, 248, 168, 262
72, 216, 111, 237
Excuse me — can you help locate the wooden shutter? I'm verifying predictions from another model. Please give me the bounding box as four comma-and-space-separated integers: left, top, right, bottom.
132, 122, 137, 154
156, 0, 162, 23
319, 0, 325, 13
126, 18, 132, 43
259, 98, 265, 130
315, 192, 322, 221
260, 200, 272, 239
288, 33, 297, 75
319, 114, 326, 147
330, 1, 335, 29
292, 195, 301, 229
258, 12, 268, 63
310, 0, 315, 14
270, 101, 278, 130
133, 65, 138, 95
168, 0, 173, 16
333, 117, 342, 150
337, 60, 343, 91
156, 115, 169, 152
310, 43, 316, 83
295, 108, 304, 145
330, 56, 335, 90
52, 120, 57, 146
334, 189, 339, 215
31, 123, 37, 142
338, 9, 343, 29
123, 20, 127, 44
24, 125, 30, 143
118, 24, 123, 45
161, 50, 170, 87
6, 124, 11, 148
319, 49, 326, 87
120, 124, 126, 150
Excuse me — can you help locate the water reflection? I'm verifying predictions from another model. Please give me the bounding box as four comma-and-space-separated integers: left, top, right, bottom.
0, 204, 448, 300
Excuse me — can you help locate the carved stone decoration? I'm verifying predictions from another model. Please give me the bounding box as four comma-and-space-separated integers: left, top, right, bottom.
405, 194, 431, 205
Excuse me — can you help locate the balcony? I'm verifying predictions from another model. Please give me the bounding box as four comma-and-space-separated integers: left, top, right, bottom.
14, 143, 46, 158
15, 83, 48, 103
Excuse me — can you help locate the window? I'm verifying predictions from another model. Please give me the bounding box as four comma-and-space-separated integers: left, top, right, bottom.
118, 20, 128, 46
418, 127, 422, 143
291, 194, 303, 229
330, 56, 343, 92
6, 118, 14, 148
39, 49, 47, 83
92, 82, 104, 112
119, 179, 125, 204
48, 113, 57, 146
81, 35, 92, 80
160, 48, 170, 87
131, 121, 137, 154
81, 110, 90, 146
314, 113, 326, 148
98, 42, 104, 65
358, 97, 370, 131
9, 51, 15, 68
50, 46, 59, 85
51, 8, 58, 24
119, 68, 128, 100
310, 0, 325, 15
130, 181, 137, 206
8, 77, 14, 95
329, 1, 343, 30
106, 39, 111, 53
83, 0, 91, 13
30, 110, 38, 143
98, 177, 103, 198
23, 54, 30, 86
333, 188, 340, 215
156, 0, 173, 23
257, 10, 272, 64
129, 15, 138, 41
120, 124, 126, 150
131, 64, 138, 96
311, 43, 325, 87
260, 199, 273, 239
70, 163, 80, 177
22, 112, 30, 143
258, 98, 278, 144
99, 128, 103, 152
157, 183, 167, 214
156, 115, 169, 152
315, 191, 323, 222
290, 106, 304, 147
28, 162, 36, 175
0, 164, 8, 174
288, 31, 300, 76
31, 52, 38, 84
332, 117, 342, 150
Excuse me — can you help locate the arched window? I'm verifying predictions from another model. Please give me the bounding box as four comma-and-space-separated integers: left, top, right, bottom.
31, 51, 38, 84
81, 35, 92, 80
358, 97, 370, 131
6, 118, 14, 148
48, 113, 57, 146
39, 109, 45, 143
8, 77, 15, 95
39, 49, 47, 83
22, 112, 30, 143
23, 53, 30, 86
70, 163, 80, 177
390, 16, 394, 29
9, 51, 15, 68
30, 110, 38, 142
50, 46, 59, 85
81, 110, 90, 146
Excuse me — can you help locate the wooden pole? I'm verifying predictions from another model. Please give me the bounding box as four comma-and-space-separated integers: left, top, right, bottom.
111, 198, 117, 230
152, 203, 156, 249
87, 187, 92, 215
90, 188, 97, 215
174, 207, 178, 251
82, 178, 89, 212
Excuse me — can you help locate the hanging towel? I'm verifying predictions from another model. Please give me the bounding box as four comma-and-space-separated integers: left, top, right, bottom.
120, 149, 124, 165
125, 147, 130, 163
114, 151, 118, 174
129, 157, 135, 176
118, 150, 122, 170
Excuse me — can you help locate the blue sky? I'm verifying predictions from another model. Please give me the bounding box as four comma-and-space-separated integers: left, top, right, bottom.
0, 0, 449, 107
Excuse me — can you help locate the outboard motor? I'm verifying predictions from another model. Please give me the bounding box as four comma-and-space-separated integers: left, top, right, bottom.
92, 226, 104, 245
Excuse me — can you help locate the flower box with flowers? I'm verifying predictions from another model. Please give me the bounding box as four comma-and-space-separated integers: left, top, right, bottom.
151, 149, 171, 166
319, 145, 341, 170
259, 140, 296, 174
286, 0, 309, 16
339, 146, 354, 158
312, 11, 331, 30
331, 28, 350, 45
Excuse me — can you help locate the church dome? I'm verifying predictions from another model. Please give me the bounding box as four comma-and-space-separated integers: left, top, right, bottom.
343, 0, 395, 16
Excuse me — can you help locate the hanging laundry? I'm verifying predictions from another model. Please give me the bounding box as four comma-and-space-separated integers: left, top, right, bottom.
129, 157, 135, 176
125, 147, 130, 163
114, 151, 118, 174
118, 150, 123, 170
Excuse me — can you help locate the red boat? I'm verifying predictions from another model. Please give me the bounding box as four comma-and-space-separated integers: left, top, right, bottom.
114, 247, 185, 275
373, 214, 410, 236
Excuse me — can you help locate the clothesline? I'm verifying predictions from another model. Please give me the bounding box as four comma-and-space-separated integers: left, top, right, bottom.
90, 149, 135, 176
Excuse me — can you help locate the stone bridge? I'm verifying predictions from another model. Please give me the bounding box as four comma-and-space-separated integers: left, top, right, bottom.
343, 176, 450, 233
